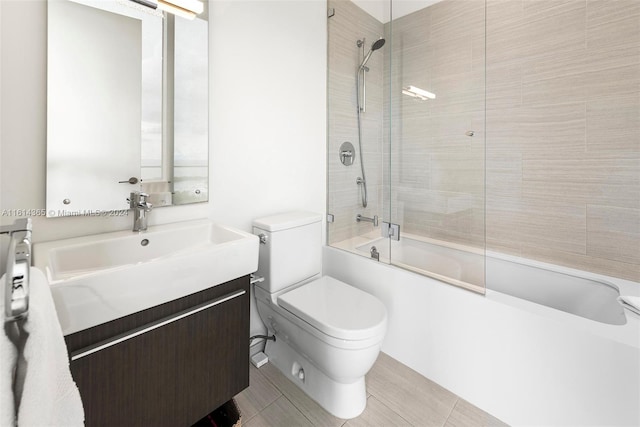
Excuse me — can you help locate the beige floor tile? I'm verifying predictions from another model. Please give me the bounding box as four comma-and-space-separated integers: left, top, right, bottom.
344, 396, 413, 427
244, 396, 314, 427
366, 353, 458, 427
240, 356, 506, 427
260, 362, 346, 427
444, 399, 508, 427
235, 364, 282, 422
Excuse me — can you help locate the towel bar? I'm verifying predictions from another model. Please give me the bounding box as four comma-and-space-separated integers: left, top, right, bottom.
1, 218, 32, 322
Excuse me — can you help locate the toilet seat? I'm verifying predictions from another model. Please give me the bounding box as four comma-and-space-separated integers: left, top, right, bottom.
277, 276, 387, 341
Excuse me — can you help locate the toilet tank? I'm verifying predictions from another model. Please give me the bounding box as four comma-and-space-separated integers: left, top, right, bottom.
253, 212, 323, 294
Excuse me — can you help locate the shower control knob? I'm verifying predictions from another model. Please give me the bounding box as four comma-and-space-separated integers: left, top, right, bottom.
298, 368, 305, 380
340, 141, 355, 166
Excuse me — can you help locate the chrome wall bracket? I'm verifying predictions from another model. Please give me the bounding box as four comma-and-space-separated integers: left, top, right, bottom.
250, 274, 265, 285
382, 221, 400, 241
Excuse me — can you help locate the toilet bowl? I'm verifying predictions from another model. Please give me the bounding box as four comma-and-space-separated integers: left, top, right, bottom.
253, 212, 387, 419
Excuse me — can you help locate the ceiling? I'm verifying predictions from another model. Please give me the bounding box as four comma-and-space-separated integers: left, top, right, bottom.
351, 0, 443, 23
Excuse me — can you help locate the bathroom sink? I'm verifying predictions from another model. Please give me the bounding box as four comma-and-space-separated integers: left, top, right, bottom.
33, 220, 259, 335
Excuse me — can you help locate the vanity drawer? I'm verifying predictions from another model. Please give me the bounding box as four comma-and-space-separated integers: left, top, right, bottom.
65, 277, 250, 427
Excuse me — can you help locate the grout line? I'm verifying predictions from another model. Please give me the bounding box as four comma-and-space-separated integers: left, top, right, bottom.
244, 405, 260, 425
442, 397, 460, 427
240, 408, 256, 425
255, 363, 337, 427
281, 393, 317, 427
368, 394, 416, 427
239, 365, 282, 423
255, 363, 285, 396
250, 397, 280, 425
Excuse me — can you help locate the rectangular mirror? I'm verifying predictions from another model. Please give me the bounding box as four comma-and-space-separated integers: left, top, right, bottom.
46, 0, 208, 217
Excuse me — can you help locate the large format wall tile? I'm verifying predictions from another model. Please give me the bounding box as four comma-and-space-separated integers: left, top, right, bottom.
587, 205, 640, 265
485, 0, 640, 280
327, 0, 384, 244
329, 0, 639, 282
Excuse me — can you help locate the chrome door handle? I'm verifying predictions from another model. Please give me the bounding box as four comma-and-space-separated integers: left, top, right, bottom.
119, 177, 139, 184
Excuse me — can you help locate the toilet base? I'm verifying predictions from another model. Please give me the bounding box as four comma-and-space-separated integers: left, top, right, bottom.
264, 337, 367, 419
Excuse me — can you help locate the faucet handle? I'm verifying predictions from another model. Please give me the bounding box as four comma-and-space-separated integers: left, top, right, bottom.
138, 193, 152, 212
127, 191, 146, 208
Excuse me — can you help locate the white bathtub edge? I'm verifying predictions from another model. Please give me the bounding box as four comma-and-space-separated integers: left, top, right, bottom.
323, 246, 640, 426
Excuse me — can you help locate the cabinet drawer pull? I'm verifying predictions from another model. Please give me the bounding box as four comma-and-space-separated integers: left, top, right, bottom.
71, 289, 246, 362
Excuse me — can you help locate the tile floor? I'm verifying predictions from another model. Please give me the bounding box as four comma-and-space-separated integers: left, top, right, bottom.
235, 352, 508, 427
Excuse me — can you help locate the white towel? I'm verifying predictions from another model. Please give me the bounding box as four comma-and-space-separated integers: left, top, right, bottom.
14, 267, 84, 426
0, 275, 17, 427
618, 296, 640, 316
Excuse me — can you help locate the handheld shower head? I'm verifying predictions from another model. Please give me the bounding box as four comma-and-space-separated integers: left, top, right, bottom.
371, 37, 386, 51
359, 37, 386, 69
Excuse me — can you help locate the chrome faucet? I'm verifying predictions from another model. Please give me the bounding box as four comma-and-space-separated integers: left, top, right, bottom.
127, 192, 152, 231
356, 213, 378, 227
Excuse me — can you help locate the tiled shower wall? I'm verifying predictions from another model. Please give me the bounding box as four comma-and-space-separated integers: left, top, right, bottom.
327, 0, 384, 244
485, 0, 640, 281
385, 0, 487, 250
329, 0, 640, 282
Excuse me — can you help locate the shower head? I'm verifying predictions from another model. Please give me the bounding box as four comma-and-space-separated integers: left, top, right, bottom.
371, 38, 386, 51
359, 38, 386, 69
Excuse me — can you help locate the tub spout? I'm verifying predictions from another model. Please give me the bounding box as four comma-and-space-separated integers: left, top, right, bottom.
356, 214, 378, 227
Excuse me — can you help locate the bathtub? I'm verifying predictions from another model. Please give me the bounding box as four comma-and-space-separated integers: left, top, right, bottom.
324, 235, 640, 426
353, 234, 627, 326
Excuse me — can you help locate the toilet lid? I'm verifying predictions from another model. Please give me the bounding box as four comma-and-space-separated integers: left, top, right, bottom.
277, 276, 387, 341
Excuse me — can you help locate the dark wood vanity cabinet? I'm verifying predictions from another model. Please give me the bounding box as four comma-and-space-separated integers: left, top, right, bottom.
64, 277, 250, 427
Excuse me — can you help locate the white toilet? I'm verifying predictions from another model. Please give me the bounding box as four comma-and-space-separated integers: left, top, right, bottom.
252, 211, 387, 419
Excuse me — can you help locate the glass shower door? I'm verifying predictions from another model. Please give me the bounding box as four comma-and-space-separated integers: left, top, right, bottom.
326, 0, 486, 293
386, 0, 486, 293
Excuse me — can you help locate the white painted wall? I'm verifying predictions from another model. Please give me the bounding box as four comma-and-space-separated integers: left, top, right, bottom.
1, 0, 327, 340
209, 0, 327, 339
1, 0, 327, 237
0, 0, 209, 246
209, 0, 326, 232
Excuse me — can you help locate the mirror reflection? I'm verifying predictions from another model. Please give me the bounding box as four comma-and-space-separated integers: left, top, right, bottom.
46, 0, 208, 217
